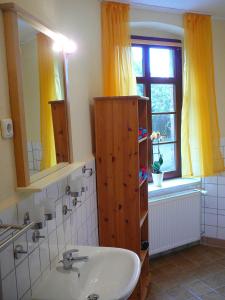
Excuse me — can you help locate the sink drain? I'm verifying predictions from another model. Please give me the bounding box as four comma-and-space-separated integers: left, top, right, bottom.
87, 294, 99, 300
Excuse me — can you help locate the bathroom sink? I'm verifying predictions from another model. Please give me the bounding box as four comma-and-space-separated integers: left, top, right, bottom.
32, 246, 141, 300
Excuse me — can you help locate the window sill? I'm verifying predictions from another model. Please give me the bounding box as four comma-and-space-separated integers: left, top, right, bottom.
148, 177, 201, 198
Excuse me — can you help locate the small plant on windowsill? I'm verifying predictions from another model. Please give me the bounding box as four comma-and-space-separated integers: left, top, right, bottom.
150, 131, 164, 187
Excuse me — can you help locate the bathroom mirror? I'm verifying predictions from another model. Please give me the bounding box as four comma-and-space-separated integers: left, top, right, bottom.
18, 18, 67, 178
0, 3, 73, 187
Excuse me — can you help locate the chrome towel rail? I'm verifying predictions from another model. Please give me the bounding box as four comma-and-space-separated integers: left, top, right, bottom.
0, 222, 34, 252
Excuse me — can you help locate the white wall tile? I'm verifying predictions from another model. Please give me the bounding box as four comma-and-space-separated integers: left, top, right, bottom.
39, 238, 50, 273
64, 217, 71, 246
46, 183, 59, 201
68, 167, 83, 184
0, 158, 98, 299
29, 247, 41, 285
56, 224, 65, 254
218, 197, 225, 210
0, 244, 14, 279
0, 204, 18, 225
204, 183, 218, 197
62, 195, 72, 221
75, 207, 82, 230
33, 191, 45, 206
218, 176, 225, 185
14, 233, 28, 266
81, 202, 87, 225
27, 229, 39, 254
218, 214, 225, 227
204, 196, 217, 209
218, 227, 225, 240
2, 270, 17, 300
58, 177, 68, 198
49, 230, 58, 263
16, 257, 30, 299
17, 195, 34, 225
205, 213, 217, 226
47, 219, 56, 234
21, 289, 31, 300
56, 199, 63, 226
204, 176, 218, 184
218, 184, 225, 197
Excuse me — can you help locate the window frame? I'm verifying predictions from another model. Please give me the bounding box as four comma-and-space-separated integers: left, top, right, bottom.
131, 36, 183, 180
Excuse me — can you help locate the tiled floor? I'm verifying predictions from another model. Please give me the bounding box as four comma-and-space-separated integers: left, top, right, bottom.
147, 245, 225, 299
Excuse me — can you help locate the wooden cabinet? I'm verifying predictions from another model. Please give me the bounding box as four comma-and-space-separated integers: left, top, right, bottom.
94, 96, 150, 299
49, 100, 69, 163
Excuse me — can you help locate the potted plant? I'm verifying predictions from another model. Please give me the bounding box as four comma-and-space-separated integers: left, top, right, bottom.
150, 131, 164, 187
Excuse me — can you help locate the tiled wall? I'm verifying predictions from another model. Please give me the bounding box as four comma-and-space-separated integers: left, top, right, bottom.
27, 142, 42, 174
0, 159, 98, 300
201, 139, 225, 239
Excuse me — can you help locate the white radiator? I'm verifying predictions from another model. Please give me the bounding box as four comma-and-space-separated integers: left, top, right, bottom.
149, 190, 201, 255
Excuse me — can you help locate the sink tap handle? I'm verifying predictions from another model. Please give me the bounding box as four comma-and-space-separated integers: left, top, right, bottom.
63, 249, 79, 260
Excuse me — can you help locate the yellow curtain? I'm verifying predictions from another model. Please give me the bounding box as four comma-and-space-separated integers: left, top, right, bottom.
37, 33, 56, 170
182, 13, 224, 177
101, 1, 136, 96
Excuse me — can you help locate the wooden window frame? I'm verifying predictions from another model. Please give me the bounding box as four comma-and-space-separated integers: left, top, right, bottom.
132, 36, 183, 180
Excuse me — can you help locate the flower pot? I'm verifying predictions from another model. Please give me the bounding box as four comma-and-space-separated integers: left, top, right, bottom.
152, 172, 164, 187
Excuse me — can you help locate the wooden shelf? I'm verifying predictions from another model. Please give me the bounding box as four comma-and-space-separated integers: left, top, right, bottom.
141, 273, 151, 300
140, 249, 148, 265
95, 96, 150, 300
138, 136, 147, 144
140, 209, 148, 227
16, 161, 85, 192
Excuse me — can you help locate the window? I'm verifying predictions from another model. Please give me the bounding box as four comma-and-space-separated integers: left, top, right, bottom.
132, 37, 182, 179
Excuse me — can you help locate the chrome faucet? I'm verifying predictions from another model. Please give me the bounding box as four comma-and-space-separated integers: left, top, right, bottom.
59, 249, 88, 270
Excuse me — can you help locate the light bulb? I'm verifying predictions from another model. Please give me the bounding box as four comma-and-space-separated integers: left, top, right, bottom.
52, 33, 77, 54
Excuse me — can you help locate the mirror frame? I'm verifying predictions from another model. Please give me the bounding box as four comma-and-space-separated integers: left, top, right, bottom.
0, 2, 73, 187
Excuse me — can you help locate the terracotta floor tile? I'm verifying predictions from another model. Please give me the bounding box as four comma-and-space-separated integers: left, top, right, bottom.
166, 285, 194, 299
185, 279, 214, 297
202, 271, 225, 289
214, 285, 225, 296
200, 291, 225, 300
148, 245, 225, 299
147, 292, 173, 300
195, 263, 225, 278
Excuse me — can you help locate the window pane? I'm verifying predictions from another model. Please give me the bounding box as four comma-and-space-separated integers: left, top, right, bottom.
132, 47, 143, 77
153, 143, 176, 172
150, 48, 174, 78
152, 114, 175, 142
151, 84, 175, 113
137, 84, 144, 96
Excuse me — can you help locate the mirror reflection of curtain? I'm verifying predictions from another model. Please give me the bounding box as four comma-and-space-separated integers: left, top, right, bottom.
37, 33, 56, 170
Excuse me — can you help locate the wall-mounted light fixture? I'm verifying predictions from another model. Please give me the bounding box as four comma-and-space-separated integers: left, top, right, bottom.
52, 33, 77, 54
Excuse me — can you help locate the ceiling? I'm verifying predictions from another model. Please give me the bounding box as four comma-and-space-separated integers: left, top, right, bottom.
125, 0, 225, 18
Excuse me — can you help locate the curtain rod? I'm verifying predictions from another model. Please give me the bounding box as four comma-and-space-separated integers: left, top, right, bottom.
101, 0, 225, 21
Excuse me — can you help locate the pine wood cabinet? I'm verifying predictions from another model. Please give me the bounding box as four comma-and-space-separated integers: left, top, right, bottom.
49, 100, 69, 163
94, 96, 150, 299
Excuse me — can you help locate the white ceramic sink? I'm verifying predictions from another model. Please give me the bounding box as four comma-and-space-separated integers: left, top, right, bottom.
32, 246, 141, 300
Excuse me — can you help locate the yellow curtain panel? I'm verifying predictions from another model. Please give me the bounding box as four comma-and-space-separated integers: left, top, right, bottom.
101, 1, 136, 96
37, 33, 56, 170
182, 13, 224, 177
